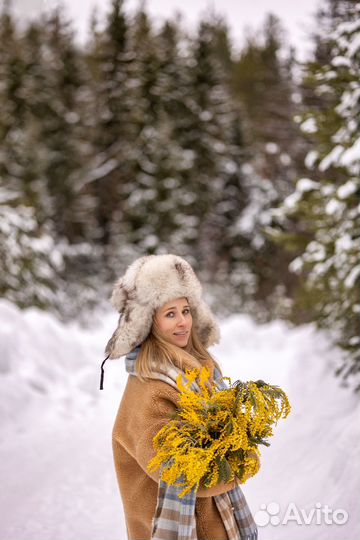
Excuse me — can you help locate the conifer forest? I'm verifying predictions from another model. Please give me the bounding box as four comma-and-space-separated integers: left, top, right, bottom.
0, 0, 359, 390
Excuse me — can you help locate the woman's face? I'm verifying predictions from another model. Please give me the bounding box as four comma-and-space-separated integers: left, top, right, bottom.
154, 297, 193, 348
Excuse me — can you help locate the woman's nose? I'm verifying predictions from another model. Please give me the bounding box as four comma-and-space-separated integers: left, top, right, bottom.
177, 313, 186, 325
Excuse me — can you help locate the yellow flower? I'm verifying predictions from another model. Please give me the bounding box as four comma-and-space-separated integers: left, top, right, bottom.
147, 367, 291, 497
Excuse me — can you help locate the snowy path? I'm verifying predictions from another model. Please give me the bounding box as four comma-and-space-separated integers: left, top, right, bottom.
0, 301, 359, 540
0, 400, 126, 540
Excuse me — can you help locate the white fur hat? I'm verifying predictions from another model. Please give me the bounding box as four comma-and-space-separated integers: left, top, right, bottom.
105, 254, 220, 358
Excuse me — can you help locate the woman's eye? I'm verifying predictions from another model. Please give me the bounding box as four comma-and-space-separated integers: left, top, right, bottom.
165, 309, 190, 317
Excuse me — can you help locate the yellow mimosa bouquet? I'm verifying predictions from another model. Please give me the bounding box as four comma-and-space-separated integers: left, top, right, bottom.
147, 367, 291, 497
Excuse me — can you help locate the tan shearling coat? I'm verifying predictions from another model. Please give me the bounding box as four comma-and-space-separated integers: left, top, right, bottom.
112, 358, 238, 540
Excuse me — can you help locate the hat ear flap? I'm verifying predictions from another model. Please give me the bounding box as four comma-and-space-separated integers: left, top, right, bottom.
105, 304, 153, 358
192, 301, 220, 347
110, 279, 127, 312
105, 316, 122, 357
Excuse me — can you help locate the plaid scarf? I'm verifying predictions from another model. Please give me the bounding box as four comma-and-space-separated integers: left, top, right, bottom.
125, 347, 258, 540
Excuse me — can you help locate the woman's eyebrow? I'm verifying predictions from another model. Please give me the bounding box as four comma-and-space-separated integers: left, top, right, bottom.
164, 305, 190, 312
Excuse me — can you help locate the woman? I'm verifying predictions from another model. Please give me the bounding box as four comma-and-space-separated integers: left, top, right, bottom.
104, 254, 258, 540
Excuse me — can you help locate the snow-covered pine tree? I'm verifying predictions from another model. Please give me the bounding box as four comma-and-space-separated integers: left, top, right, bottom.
171, 17, 249, 286
230, 14, 306, 320
21, 8, 105, 320
0, 3, 108, 319
266, 0, 360, 389
102, 10, 250, 288
27, 8, 88, 242
0, 0, 26, 202
149, 19, 201, 256
0, 192, 64, 310
80, 0, 139, 278
119, 13, 222, 262
232, 14, 305, 196
116, 8, 178, 255
0, 5, 62, 310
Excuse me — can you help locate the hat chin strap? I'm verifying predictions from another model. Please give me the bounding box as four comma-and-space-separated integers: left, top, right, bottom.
99, 355, 110, 390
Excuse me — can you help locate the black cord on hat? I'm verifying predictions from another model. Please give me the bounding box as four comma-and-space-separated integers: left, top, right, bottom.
100, 355, 110, 390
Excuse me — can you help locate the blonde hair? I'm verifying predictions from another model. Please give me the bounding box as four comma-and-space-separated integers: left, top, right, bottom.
135, 317, 221, 383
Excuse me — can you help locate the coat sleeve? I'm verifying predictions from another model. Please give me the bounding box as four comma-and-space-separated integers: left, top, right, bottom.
113, 379, 183, 485
131, 391, 178, 484
115, 380, 238, 498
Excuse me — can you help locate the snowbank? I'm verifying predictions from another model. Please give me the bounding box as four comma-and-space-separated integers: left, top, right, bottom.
0, 299, 359, 540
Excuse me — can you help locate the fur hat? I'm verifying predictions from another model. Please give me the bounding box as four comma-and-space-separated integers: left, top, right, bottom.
105, 254, 220, 358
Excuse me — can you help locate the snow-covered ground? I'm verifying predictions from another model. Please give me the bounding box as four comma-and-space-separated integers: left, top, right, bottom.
0, 299, 359, 540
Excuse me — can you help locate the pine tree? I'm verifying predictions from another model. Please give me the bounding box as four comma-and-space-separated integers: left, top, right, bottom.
229, 14, 308, 320
0, 5, 62, 310
81, 0, 140, 279
117, 6, 166, 253
119, 14, 212, 260
266, 1, 360, 389
0, 0, 26, 200
173, 18, 248, 279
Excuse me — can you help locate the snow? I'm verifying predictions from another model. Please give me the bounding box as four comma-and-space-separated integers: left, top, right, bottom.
82, 158, 120, 185
340, 137, 360, 167
304, 240, 326, 262
233, 175, 277, 249
345, 266, 360, 289
300, 118, 317, 134
279, 152, 291, 166
335, 234, 354, 253
348, 32, 360, 57
337, 179, 358, 199
335, 88, 360, 117
0, 299, 359, 540
265, 142, 279, 154
325, 198, 345, 216
335, 18, 360, 40
304, 150, 318, 169
318, 145, 344, 172
331, 56, 351, 68
282, 178, 320, 210
296, 177, 320, 193
288, 256, 303, 274
281, 192, 299, 211
320, 184, 335, 196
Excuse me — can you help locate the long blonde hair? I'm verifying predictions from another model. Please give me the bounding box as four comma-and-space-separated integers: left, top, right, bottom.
135, 317, 221, 383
